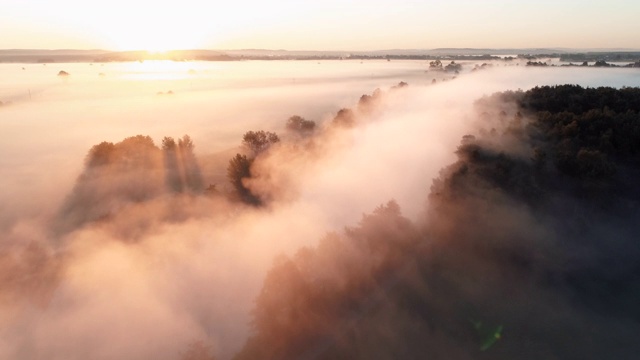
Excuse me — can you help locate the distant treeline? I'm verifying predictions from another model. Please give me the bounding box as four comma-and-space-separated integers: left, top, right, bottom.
526, 59, 640, 67
5, 49, 637, 64
0, 51, 506, 63
560, 52, 640, 62
520, 52, 640, 66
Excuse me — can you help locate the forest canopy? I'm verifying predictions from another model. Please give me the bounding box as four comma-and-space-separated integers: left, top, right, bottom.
234, 85, 640, 360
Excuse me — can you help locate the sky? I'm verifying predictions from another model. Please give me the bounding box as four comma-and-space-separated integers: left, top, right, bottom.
1, 0, 639, 52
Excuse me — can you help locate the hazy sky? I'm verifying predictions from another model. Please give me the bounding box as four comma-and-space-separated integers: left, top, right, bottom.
1, 0, 639, 51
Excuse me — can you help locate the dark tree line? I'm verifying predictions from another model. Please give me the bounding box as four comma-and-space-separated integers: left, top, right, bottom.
233, 85, 640, 360
61, 82, 404, 228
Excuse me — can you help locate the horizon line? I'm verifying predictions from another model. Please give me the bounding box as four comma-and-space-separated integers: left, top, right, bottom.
3, 47, 640, 53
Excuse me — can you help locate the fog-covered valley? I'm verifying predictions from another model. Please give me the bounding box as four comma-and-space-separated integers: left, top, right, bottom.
1, 60, 639, 359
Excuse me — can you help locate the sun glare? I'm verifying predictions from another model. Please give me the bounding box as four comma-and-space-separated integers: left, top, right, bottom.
101, 17, 207, 52
113, 32, 196, 52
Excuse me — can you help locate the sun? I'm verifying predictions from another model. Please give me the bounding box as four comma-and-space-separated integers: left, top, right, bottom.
83, 2, 237, 52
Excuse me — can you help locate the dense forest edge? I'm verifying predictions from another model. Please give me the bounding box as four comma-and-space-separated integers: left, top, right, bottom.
232, 85, 640, 360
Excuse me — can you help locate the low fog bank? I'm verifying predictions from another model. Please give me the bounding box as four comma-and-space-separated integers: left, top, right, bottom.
1, 63, 639, 359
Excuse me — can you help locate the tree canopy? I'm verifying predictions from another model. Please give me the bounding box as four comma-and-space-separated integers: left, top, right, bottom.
242, 130, 280, 156
234, 85, 640, 360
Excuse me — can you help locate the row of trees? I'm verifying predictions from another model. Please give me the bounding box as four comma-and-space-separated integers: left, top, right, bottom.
225, 83, 406, 206
60, 82, 407, 239
56, 134, 204, 236
429, 60, 462, 73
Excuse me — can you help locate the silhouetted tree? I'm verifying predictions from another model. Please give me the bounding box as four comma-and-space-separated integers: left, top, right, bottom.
391, 81, 408, 90
286, 115, 316, 135
162, 136, 183, 192
429, 59, 442, 70
227, 154, 260, 205
331, 108, 355, 128
161, 135, 204, 193
86, 141, 116, 167
162, 137, 177, 150
178, 135, 204, 192
225, 131, 280, 205
444, 61, 462, 73
57, 135, 164, 236
526, 61, 548, 66
242, 131, 280, 156
594, 60, 611, 67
